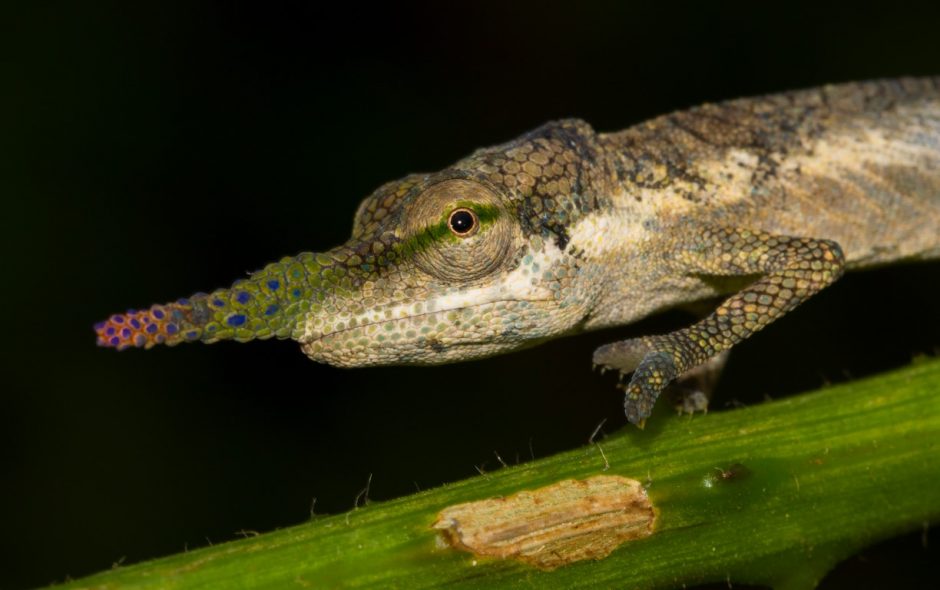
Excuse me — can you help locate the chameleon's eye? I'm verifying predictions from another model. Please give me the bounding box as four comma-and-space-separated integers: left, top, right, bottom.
448, 208, 479, 237
403, 179, 517, 283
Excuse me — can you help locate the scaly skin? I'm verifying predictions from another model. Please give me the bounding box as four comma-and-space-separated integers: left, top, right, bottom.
95, 77, 940, 425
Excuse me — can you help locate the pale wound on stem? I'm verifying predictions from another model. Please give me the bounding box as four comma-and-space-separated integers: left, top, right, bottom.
432, 475, 655, 570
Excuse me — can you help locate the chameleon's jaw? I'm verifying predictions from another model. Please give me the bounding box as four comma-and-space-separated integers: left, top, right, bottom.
295, 242, 584, 367
299, 297, 557, 367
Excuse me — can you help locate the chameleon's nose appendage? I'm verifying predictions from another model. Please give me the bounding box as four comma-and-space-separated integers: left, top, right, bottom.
94, 251, 339, 351
93, 287, 293, 350
94, 301, 200, 350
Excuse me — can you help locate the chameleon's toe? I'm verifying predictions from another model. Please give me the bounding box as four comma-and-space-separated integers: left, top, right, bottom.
592, 337, 650, 374
622, 351, 677, 425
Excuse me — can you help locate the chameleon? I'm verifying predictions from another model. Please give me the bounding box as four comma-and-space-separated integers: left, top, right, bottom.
95, 77, 940, 425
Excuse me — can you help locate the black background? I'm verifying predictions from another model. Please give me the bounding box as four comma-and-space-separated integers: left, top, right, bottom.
4, 2, 940, 589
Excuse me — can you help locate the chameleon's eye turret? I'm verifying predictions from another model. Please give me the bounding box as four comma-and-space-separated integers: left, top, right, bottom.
447, 208, 479, 237
401, 179, 519, 284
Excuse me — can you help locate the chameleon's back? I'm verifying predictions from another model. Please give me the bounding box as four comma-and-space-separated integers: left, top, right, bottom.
599, 77, 940, 268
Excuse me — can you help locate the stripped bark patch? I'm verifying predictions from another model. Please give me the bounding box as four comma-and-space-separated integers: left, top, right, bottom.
432, 475, 654, 570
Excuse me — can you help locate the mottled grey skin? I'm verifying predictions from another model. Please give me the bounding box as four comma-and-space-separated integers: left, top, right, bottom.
98, 78, 940, 425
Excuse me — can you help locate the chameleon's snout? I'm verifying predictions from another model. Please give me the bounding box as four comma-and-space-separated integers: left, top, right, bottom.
94, 249, 348, 351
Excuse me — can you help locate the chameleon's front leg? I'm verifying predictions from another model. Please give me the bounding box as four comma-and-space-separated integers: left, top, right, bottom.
594, 227, 846, 425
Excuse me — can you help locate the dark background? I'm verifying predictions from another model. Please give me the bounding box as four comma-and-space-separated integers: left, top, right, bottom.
4, 2, 940, 589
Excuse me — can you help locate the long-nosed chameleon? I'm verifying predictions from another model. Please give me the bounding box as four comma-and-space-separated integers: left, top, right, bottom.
96, 77, 940, 425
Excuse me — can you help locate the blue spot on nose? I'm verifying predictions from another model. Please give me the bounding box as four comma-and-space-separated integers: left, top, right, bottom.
236, 291, 251, 304
266, 279, 280, 291
227, 314, 247, 327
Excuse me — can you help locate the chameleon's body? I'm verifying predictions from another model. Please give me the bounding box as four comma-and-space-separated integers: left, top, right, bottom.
96, 78, 940, 424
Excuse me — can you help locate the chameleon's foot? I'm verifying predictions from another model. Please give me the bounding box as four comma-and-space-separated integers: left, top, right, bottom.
596, 225, 847, 425
594, 339, 678, 425
622, 351, 678, 425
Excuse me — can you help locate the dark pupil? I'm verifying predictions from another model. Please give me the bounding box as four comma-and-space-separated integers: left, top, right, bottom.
449, 210, 475, 234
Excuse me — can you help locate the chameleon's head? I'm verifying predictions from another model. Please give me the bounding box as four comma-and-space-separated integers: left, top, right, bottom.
95, 119, 605, 366
303, 174, 602, 366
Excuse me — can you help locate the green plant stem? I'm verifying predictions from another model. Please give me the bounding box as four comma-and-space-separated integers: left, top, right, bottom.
59, 359, 940, 589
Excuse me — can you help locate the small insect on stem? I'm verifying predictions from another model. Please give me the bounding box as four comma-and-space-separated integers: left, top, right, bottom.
703, 463, 752, 488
